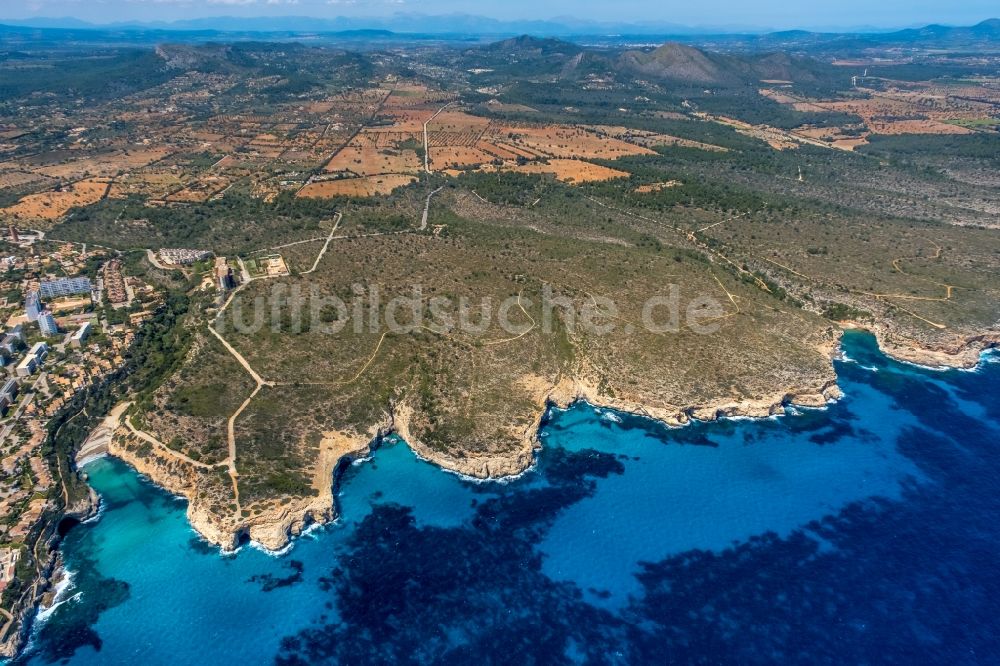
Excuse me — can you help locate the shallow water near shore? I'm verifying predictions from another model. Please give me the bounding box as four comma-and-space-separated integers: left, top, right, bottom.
18, 331, 1000, 664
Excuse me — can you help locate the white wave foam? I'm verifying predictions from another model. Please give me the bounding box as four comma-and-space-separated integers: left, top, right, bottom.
35, 591, 81, 625
405, 444, 538, 485
248, 539, 295, 558
81, 498, 105, 525
894, 357, 951, 372
34, 569, 77, 625
957, 348, 999, 373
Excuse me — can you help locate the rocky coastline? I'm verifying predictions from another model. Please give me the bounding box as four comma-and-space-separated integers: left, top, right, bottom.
0, 488, 100, 660
847, 322, 1000, 370
68, 327, 996, 559
5, 323, 988, 663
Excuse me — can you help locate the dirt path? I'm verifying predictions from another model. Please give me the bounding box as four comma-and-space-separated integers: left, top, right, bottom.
698, 211, 746, 233
424, 101, 455, 174
585, 196, 773, 293
263, 236, 329, 252
124, 412, 217, 470
0, 607, 12, 642
420, 186, 444, 231
759, 256, 812, 281
484, 291, 537, 346
877, 238, 956, 302
301, 212, 343, 275
206, 253, 292, 513
343, 330, 390, 386
205, 213, 343, 513
749, 239, 950, 329
122, 405, 246, 510
225, 384, 266, 512
207, 325, 270, 387
144, 249, 172, 271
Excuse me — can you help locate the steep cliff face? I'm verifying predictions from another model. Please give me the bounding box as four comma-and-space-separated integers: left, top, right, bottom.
91, 323, 995, 556
865, 326, 1000, 369
0, 484, 101, 660
107, 418, 380, 552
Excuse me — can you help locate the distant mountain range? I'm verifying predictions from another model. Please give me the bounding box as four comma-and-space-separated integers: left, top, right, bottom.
470, 36, 844, 88
0, 14, 728, 37
0, 15, 998, 51
1, 14, 998, 40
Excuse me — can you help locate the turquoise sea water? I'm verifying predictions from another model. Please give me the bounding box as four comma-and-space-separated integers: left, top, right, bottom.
17, 331, 1000, 664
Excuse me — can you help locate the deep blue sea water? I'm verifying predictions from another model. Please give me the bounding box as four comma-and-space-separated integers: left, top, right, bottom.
17, 331, 1000, 664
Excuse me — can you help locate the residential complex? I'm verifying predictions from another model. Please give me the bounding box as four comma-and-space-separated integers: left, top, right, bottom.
0, 380, 18, 416
15, 343, 47, 378
69, 322, 92, 348
0, 235, 159, 626
38, 277, 93, 299
24, 291, 40, 322
215, 256, 236, 292
158, 248, 212, 265
102, 259, 128, 306
37, 311, 59, 337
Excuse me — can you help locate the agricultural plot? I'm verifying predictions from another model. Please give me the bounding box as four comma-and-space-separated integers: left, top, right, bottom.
429, 147, 497, 170
165, 176, 231, 203
0, 171, 57, 191
819, 97, 976, 136
762, 85, 996, 137
298, 175, 417, 198
378, 109, 435, 133
31, 147, 174, 180
324, 146, 422, 177
247, 134, 290, 159
415, 110, 653, 183
635, 181, 682, 193
488, 125, 657, 160
107, 169, 187, 199
504, 159, 630, 183
355, 131, 423, 148
2, 178, 110, 220
586, 125, 730, 152
792, 126, 870, 150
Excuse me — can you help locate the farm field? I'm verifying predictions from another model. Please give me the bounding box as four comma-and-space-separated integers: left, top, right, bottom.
489, 124, 657, 159
2, 178, 111, 220
324, 146, 422, 177
298, 175, 418, 198
165, 176, 231, 203
503, 158, 631, 183
31, 147, 175, 180
761, 82, 999, 139
107, 169, 187, 199
586, 125, 730, 152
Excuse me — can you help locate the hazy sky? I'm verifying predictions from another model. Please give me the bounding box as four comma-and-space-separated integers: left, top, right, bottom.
4, 0, 998, 30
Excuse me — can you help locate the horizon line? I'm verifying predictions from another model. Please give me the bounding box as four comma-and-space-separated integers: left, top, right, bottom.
1, 14, 998, 37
